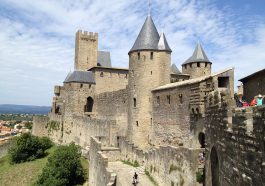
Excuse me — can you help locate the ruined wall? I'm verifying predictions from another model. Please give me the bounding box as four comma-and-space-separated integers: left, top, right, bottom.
89, 137, 116, 186
62, 115, 117, 148
95, 88, 128, 137
205, 89, 265, 186
118, 137, 203, 186
32, 115, 50, 137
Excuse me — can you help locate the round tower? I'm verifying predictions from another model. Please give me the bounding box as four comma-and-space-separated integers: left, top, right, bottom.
182, 43, 212, 79
127, 15, 171, 148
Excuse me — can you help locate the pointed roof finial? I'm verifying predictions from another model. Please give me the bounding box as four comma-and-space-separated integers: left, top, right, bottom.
148, 0, 151, 16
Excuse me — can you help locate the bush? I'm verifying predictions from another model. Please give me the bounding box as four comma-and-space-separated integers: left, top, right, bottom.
36, 143, 86, 186
196, 169, 204, 183
8, 133, 53, 164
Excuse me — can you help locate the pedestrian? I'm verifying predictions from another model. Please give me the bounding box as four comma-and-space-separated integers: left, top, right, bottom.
257, 94, 263, 106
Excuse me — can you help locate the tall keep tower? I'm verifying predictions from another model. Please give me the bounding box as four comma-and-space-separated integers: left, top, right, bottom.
182, 43, 212, 78
74, 30, 98, 70
127, 15, 172, 148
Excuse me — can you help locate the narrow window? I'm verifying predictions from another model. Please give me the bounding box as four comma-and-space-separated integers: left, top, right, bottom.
150, 71, 152, 75
157, 96, 160, 104
205, 62, 208, 67
167, 95, 171, 104
185, 64, 187, 69
151, 118, 152, 125
100, 72, 104, 77
80, 84, 83, 88
85, 97, 94, 112
133, 98, 137, 107
136, 121, 139, 126
179, 94, 183, 104
138, 52, 140, 60
150, 52, 153, 60
197, 62, 200, 67
89, 84, 91, 89
190, 63, 192, 68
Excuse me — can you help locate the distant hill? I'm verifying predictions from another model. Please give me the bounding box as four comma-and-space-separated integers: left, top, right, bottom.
0, 104, 51, 114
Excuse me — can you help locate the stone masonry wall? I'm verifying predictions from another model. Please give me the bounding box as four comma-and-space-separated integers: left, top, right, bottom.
205, 89, 265, 186
89, 137, 116, 186
32, 115, 50, 137
118, 137, 203, 186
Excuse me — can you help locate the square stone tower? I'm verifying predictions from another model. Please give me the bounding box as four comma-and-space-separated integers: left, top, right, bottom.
74, 30, 98, 70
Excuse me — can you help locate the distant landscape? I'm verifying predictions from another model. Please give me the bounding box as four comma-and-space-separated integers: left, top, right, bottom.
0, 104, 50, 115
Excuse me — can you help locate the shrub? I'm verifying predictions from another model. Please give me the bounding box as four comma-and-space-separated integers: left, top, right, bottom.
8, 133, 52, 164
196, 169, 204, 183
36, 142, 86, 186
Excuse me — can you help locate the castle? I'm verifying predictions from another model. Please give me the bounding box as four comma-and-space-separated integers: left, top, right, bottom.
33, 15, 265, 186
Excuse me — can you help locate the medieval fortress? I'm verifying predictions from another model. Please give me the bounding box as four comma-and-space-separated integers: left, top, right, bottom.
33, 15, 265, 186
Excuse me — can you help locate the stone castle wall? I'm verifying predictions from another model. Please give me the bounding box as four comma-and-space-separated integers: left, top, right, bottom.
182, 62, 211, 79
205, 89, 265, 186
89, 137, 116, 186
118, 137, 203, 186
32, 115, 50, 137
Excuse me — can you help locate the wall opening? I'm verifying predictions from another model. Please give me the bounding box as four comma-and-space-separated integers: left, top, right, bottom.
136, 121, 139, 126
197, 62, 200, 67
150, 52, 153, 60
85, 97, 94, 112
167, 95, 171, 104
157, 96, 160, 105
80, 83, 83, 88
138, 52, 140, 60
218, 77, 229, 88
198, 132, 205, 148
100, 72, 104, 77
211, 147, 220, 186
185, 64, 187, 69
205, 62, 208, 67
190, 63, 192, 68
179, 94, 183, 104
55, 105, 61, 115
133, 98, 137, 107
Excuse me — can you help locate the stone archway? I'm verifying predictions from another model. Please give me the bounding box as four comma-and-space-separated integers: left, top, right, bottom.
211, 147, 220, 186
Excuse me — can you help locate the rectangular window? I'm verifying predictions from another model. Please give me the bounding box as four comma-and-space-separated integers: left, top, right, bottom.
138, 52, 140, 60
197, 62, 200, 67
167, 95, 171, 104
157, 96, 160, 104
150, 52, 153, 60
179, 94, 183, 104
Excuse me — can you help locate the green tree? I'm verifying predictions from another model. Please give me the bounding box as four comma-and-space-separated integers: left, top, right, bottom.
36, 143, 86, 186
8, 133, 53, 164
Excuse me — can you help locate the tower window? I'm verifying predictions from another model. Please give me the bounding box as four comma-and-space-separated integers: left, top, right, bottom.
157, 96, 160, 104
100, 72, 104, 77
151, 71, 152, 75
205, 62, 208, 67
185, 64, 187, 69
167, 95, 171, 104
80, 84, 83, 88
190, 63, 192, 68
138, 52, 140, 60
133, 98, 137, 107
136, 121, 139, 126
179, 94, 183, 104
197, 62, 200, 67
150, 52, 153, 60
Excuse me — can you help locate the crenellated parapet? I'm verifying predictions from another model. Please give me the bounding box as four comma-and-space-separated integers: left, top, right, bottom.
204, 88, 265, 186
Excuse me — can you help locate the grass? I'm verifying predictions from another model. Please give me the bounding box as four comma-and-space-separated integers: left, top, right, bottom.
0, 146, 89, 186
121, 159, 140, 167
145, 169, 159, 186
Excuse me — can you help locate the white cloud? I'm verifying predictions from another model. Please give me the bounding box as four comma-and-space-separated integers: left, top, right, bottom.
0, 0, 264, 105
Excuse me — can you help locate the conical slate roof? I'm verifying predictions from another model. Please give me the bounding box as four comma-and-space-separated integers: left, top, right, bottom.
182, 43, 211, 65
171, 64, 181, 74
129, 15, 160, 53
158, 32, 172, 52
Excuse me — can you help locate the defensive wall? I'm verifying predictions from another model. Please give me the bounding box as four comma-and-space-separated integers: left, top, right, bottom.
117, 136, 203, 186
89, 137, 116, 186
204, 89, 265, 186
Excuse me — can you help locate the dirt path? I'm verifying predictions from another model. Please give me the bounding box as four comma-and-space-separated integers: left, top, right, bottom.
108, 161, 154, 186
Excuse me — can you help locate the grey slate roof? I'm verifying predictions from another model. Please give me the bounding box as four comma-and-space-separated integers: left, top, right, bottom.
158, 32, 172, 52
171, 64, 181, 74
97, 51, 112, 67
64, 70, 95, 84
182, 43, 211, 65
129, 15, 160, 53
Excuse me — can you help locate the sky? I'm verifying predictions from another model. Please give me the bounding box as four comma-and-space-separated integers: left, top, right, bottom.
0, 0, 264, 106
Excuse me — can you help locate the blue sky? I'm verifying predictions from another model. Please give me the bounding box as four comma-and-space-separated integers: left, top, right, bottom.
0, 0, 264, 106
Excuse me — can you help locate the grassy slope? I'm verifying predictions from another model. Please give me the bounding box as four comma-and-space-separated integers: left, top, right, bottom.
0, 146, 89, 186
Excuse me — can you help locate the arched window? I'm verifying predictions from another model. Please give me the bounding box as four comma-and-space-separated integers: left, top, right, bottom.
133, 98, 137, 107
85, 97, 94, 112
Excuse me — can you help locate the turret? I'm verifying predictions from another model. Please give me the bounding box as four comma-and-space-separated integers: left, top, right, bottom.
74, 30, 98, 70
127, 15, 171, 148
182, 43, 212, 78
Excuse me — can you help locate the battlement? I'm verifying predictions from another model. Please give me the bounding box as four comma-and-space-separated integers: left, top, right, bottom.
76, 30, 98, 40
